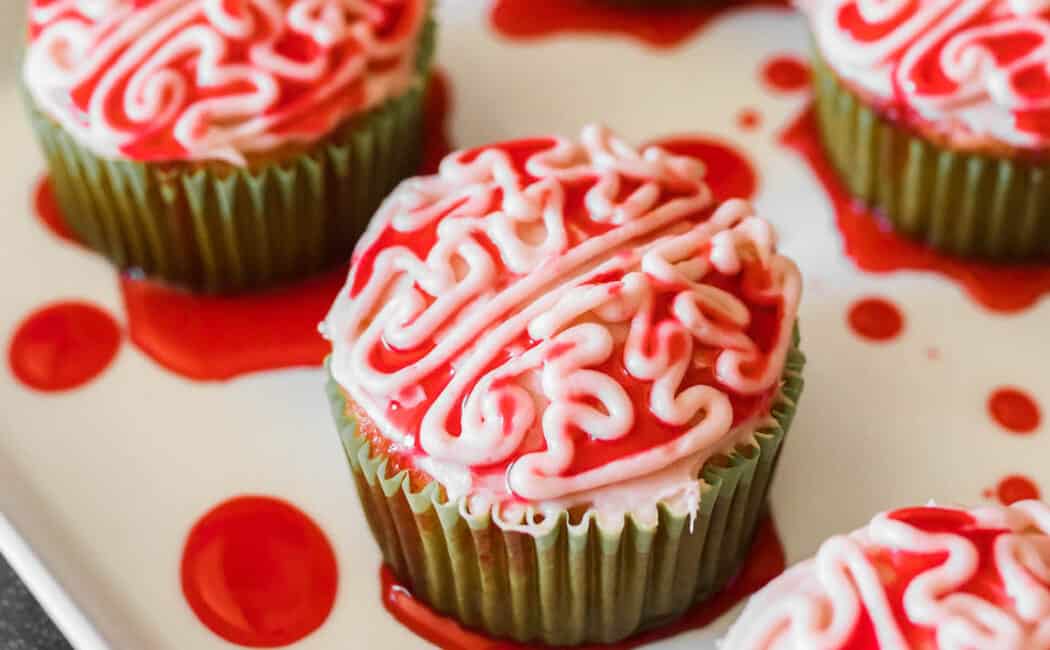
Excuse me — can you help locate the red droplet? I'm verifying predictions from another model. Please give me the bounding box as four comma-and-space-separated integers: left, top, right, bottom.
991, 475, 1041, 505
33, 176, 81, 246
422, 67, 454, 175
988, 387, 1041, 434
761, 55, 811, 93
120, 268, 345, 381
647, 136, 758, 202
780, 107, 1050, 314
926, 347, 940, 360
181, 496, 338, 648
847, 297, 904, 342
8, 302, 122, 392
737, 108, 762, 131
489, 0, 791, 50
380, 513, 785, 649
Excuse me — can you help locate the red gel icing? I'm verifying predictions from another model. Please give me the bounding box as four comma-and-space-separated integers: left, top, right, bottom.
489, 0, 791, 50
33, 176, 80, 246
120, 268, 345, 381
780, 106, 1050, 313
737, 108, 762, 131
649, 136, 759, 201
987, 387, 1041, 434
380, 513, 785, 649
991, 475, 1041, 505
8, 301, 122, 392
761, 55, 811, 93
847, 296, 904, 342
181, 496, 338, 647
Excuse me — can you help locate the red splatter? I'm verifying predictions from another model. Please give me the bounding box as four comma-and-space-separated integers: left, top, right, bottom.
987, 387, 1041, 434
737, 108, 762, 131
120, 268, 345, 381
761, 55, 811, 93
926, 347, 940, 360
649, 136, 758, 202
780, 107, 1050, 313
181, 496, 338, 647
380, 513, 785, 649
489, 0, 791, 50
33, 176, 80, 246
422, 67, 454, 174
847, 296, 904, 342
8, 302, 122, 392
989, 475, 1041, 505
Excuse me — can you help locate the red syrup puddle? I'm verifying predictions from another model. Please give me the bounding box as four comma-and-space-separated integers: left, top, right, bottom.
181, 495, 338, 648
987, 387, 1041, 434
846, 296, 904, 342
33, 176, 81, 246
489, 0, 791, 50
109, 67, 457, 382
8, 301, 122, 392
761, 55, 811, 93
780, 106, 1050, 314
737, 108, 761, 131
649, 136, 758, 202
984, 475, 1042, 505
380, 513, 785, 649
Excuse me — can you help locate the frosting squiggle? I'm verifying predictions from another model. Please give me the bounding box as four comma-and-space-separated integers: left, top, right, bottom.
24, 0, 426, 164
811, 0, 1050, 149
324, 126, 802, 509
723, 500, 1050, 650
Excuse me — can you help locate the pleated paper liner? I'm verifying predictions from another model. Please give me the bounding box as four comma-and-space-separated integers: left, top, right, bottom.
326, 333, 804, 646
812, 51, 1050, 261
23, 18, 436, 294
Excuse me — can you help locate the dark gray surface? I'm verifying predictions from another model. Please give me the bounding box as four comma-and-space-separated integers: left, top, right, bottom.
0, 554, 72, 650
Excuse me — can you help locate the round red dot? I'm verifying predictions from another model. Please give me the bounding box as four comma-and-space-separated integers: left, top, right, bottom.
181, 496, 338, 648
847, 297, 904, 342
8, 302, 122, 392
737, 108, 761, 131
761, 55, 811, 93
994, 475, 1041, 505
987, 387, 1041, 434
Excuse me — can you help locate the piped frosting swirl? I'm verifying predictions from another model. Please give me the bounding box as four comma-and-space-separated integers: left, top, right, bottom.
323, 125, 802, 515
24, 0, 426, 165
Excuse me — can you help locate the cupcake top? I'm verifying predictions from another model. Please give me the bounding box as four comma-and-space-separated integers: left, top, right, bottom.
323, 125, 802, 526
808, 0, 1050, 152
723, 500, 1050, 650
24, 0, 427, 165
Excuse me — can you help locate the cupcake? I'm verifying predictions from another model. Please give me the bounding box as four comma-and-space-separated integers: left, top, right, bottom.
723, 500, 1050, 649
807, 1, 1050, 259
323, 125, 805, 644
24, 0, 434, 293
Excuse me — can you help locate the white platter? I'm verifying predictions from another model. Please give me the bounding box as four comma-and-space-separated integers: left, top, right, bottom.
3, 2, 1049, 648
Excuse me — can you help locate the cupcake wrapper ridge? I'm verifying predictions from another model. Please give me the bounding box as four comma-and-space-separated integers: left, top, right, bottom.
813, 50, 1050, 260
326, 330, 805, 645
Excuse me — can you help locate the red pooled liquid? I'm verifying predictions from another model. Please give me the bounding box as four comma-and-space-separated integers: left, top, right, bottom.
649, 135, 759, 202
181, 495, 338, 647
761, 55, 811, 93
991, 475, 1041, 505
987, 387, 1041, 434
847, 296, 904, 342
8, 301, 122, 392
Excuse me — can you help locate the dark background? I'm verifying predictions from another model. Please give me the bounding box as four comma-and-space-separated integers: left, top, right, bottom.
0, 554, 72, 650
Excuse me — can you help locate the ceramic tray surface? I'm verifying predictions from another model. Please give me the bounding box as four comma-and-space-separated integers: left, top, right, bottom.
3, 1, 1049, 649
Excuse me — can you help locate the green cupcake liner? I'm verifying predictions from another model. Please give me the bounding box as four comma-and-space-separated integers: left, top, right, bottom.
812, 50, 1050, 260
23, 18, 436, 294
326, 329, 805, 645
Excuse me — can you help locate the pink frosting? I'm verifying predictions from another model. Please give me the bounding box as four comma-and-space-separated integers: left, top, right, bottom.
723, 501, 1050, 649
24, 0, 426, 165
323, 125, 802, 512
809, 0, 1050, 150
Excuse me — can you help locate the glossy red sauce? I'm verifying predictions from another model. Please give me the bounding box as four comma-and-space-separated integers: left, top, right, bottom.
380, 513, 785, 649
8, 301, 122, 392
847, 296, 904, 342
489, 0, 791, 49
989, 475, 1041, 505
181, 495, 338, 647
780, 106, 1050, 313
987, 387, 1041, 434
32, 176, 81, 246
761, 55, 811, 93
649, 136, 759, 201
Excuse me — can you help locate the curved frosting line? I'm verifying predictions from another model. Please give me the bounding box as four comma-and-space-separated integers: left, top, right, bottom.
722, 501, 1050, 650
24, 0, 425, 164
810, 0, 1050, 148
324, 125, 802, 506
